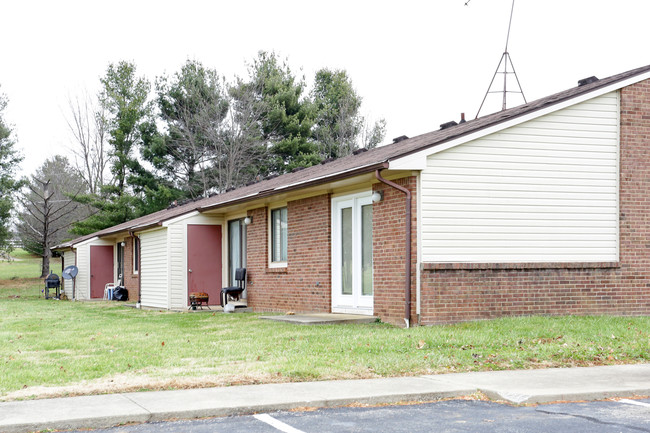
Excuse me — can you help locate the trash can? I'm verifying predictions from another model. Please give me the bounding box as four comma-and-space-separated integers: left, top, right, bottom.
113, 286, 128, 301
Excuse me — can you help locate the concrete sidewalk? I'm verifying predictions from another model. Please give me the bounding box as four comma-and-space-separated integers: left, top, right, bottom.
2, 364, 649, 433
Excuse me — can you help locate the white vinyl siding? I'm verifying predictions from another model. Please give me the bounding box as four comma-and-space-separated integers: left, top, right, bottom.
164, 213, 223, 309
421, 92, 619, 263
75, 244, 90, 300
168, 224, 185, 309
74, 238, 113, 299
62, 250, 76, 299
140, 228, 169, 308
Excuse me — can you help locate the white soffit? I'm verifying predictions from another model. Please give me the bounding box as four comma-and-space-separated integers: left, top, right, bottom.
388, 71, 650, 171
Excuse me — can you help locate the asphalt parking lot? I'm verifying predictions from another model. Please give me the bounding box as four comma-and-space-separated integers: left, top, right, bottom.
66, 398, 650, 433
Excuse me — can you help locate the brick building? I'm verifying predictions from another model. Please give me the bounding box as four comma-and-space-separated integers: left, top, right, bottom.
55, 65, 650, 326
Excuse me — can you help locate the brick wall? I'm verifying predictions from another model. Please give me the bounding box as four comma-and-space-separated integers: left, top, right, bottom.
246, 194, 331, 313
372, 177, 418, 326
122, 236, 139, 302
420, 79, 650, 325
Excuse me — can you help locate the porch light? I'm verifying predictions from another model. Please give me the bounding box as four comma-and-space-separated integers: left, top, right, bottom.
244, 216, 252, 225
372, 190, 384, 203
120, 242, 126, 247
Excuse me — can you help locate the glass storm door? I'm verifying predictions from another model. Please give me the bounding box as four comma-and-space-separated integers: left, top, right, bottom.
332, 192, 373, 315
228, 219, 247, 295
116, 242, 124, 284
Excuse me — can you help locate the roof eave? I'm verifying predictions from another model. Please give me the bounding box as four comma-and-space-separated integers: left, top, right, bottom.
199, 161, 389, 213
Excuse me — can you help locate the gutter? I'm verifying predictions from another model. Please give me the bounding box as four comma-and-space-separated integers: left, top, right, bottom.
375, 169, 412, 328
56, 163, 390, 248
199, 162, 389, 213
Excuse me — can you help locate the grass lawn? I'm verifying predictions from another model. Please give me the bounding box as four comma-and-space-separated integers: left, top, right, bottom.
1, 252, 649, 401
0, 248, 61, 280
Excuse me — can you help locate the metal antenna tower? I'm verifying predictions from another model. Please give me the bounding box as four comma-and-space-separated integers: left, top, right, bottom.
475, 0, 526, 119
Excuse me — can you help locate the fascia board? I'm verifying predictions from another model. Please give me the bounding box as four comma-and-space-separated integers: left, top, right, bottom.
272, 162, 385, 192
197, 192, 258, 212
197, 164, 385, 213
389, 71, 650, 170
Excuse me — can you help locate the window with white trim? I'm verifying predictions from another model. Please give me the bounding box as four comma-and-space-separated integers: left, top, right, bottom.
270, 207, 288, 264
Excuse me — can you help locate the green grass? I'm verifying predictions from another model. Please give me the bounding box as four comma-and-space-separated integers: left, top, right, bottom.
0, 249, 61, 280
1, 274, 649, 401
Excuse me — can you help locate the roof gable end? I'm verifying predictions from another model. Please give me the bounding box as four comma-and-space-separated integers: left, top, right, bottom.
389, 65, 650, 170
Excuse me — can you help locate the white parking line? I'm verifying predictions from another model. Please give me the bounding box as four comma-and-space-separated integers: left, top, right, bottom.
254, 413, 306, 433
618, 399, 650, 408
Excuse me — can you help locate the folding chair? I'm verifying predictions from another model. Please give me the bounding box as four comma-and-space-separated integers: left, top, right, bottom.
220, 268, 246, 307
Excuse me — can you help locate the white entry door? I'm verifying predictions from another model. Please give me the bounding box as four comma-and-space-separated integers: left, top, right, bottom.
332, 192, 373, 315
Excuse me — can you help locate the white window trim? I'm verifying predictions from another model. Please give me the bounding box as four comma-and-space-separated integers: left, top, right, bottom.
268, 204, 288, 268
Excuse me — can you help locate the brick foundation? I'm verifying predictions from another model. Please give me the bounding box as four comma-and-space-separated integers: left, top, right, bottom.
419, 79, 650, 324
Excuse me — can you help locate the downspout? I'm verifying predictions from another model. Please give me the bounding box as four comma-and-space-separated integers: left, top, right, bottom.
138, 236, 142, 308
73, 248, 77, 301
375, 169, 412, 328
61, 253, 64, 298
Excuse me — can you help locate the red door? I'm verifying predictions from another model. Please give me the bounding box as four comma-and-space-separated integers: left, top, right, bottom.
90, 245, 114, 299
188, 225, 222, 305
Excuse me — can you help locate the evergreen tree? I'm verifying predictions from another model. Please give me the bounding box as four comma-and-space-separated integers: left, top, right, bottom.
233, 51, 317, 174
152, 60, 229, 198
311, 68, 386, 158
0, 88, 23, 256
72, 61, 176, 235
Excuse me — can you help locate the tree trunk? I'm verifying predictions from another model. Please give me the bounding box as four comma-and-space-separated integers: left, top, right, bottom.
41, 249, 51, 278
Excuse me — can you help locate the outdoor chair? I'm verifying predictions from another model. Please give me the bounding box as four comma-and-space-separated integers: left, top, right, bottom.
220, 268, 246, 308
104, 276, 122, 300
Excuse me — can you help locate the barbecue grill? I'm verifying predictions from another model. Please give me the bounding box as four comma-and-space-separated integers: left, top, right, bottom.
44, 272, 61, 299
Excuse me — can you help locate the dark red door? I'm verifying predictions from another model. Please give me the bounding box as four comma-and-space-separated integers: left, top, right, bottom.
188, 225, 222, 305
90, 245, 114, 299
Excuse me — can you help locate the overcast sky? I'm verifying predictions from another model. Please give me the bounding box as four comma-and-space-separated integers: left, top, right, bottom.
1, 0, 648, 177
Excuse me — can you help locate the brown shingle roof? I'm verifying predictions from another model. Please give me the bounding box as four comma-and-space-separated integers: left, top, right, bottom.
55, 64, 650, 249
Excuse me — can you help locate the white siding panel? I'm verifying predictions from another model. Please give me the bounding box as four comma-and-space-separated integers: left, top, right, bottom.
62, 251, 76, 299
140, 229, 169, 308
164, 213, 223, 309
76, 244, 90, 300
169, 224, 186, 309
421, 92, 619, 263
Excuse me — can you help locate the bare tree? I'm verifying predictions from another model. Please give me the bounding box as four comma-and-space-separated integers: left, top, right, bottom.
16, 156, 91, 277
153, 61, 230, 199
204, 79, 269, 193
65, 91, 109, 195
154, 62, 270, 197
